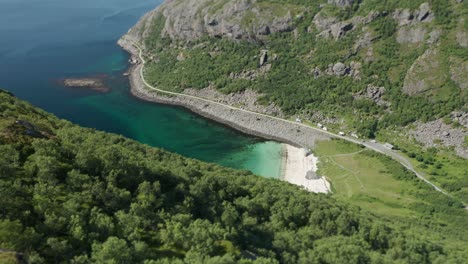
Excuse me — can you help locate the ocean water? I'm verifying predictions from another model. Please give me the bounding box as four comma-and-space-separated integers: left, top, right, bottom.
0, 0, 284, 178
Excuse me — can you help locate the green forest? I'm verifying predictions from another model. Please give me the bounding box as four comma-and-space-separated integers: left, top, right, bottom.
0, 89, 467, 263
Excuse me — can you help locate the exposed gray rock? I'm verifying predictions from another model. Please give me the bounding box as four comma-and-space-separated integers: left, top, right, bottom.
415, 3, 433, 22
410, 120, 468, 159
403, 48, 446, 95
308, 111, 343, 125
313, 66, 322, 79
259, 50, 268, 67
456, 31, 468, 47
353, 84, 390, 106
328, 0, 354, 8
314, 10, 380, 40
427, 29, 441, 44
449, 57, 468, 90
330, 22, 354, 40
396, 26, 427, 44
124, 0, 299, 42
352, 27, 375, 62
393, 8, 414, 26
332, 62, 349, 76
393, 3, 433, 26
312, 12, 338, 32
229, 64, 272, 81
451, 111, 468, 128
350, 11, 382, 25
349, 61, 362, 80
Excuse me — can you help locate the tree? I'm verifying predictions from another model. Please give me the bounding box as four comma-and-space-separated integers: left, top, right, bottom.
91, 237, 133, 264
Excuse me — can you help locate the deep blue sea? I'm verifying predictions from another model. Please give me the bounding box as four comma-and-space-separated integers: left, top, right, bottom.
0, 0, 283, 178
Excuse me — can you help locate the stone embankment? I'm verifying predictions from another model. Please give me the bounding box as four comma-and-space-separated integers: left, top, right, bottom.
118, 37, 330, 148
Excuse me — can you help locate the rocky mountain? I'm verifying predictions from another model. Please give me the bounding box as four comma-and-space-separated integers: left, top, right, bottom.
126, 0, 301, 42
123, 0, 467, 158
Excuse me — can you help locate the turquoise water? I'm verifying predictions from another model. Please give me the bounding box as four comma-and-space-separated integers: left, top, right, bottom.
0, 0, 283, 178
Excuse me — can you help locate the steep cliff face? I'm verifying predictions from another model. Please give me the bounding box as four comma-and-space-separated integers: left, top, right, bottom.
127, 0, 302, 43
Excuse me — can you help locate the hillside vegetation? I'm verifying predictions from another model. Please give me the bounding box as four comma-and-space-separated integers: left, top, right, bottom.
126, 0, 468, 204
128, 0, 467, 145
0, 89, 467, 263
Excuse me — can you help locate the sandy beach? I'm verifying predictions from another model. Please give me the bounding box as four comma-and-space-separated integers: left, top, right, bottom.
117, 37, 332, 191
281, 144, 331, 193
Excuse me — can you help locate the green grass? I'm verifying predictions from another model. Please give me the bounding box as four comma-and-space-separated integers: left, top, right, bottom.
314, 138, 468, 247
315, 139, 417, 217
377, 129, 468, 204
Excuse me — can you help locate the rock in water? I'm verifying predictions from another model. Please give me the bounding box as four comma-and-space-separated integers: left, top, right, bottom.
59, 77, 110, 93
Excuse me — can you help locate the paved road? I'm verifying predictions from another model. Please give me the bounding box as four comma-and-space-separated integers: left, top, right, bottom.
128, 39, 451, 198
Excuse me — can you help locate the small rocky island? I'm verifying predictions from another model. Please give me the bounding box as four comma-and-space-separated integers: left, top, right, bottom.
58, 77, 110, 93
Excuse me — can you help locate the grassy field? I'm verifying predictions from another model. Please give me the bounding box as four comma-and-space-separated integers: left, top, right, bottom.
314, 139, 419, 217
314, 138, 468, 245
376, 129, 468, 204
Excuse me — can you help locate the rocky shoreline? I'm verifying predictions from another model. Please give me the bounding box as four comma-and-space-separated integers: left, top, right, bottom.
118, 37, 330, 148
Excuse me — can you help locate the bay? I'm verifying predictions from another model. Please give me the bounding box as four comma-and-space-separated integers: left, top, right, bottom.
0, 0, 284, 178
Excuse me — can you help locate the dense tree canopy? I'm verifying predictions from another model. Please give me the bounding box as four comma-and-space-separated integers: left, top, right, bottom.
0, 90, 467, 263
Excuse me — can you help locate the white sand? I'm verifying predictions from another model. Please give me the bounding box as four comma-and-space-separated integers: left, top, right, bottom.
281, 144, 331, 193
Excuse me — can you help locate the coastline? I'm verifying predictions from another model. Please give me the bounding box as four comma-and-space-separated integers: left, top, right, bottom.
118, 36, 331, 193
117, 36, 331, 149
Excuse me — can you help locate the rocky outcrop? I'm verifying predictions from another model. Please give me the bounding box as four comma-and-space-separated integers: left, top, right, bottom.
393, 3, 434, 26
319, 61, 361, 79
124, 8, 160, 47
396, 26, 427, 44
58, 77, 110, 93
327, 0, 354, 8
456, 19, 468, 47
353, 84, 390, 106
410, 120, 468, 159
451, 111, 468, 128
313, 10, 380, 40
354, 27, 376, 61
402, 48, 446, 95
427, 29, 441, 44
449, 57, 468, 90
457, 31, 468, 47
259, 50, 268, 67
312, 13, 338, 32
330, 22, 354, 40
393, 3, 433, 44
332, 62, 348, 76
